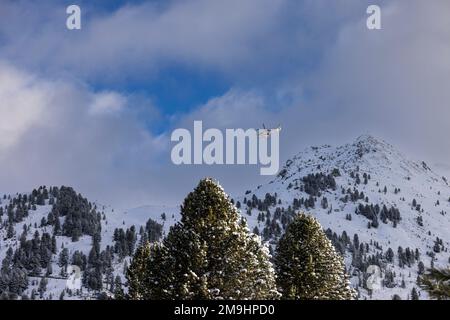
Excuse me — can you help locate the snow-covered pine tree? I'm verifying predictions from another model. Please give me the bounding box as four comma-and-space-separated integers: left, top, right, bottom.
419, 267, 450, 299
113, 275, 124, 299
127, 241, 170, 299
411, 287, 419, 300
127, 178, 280, 300
275, 212, 356, 300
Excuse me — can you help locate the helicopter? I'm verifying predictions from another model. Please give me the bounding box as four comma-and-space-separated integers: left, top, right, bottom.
258, 124, 281, 137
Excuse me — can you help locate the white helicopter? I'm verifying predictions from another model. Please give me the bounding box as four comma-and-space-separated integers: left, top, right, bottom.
258, 123, 281, 138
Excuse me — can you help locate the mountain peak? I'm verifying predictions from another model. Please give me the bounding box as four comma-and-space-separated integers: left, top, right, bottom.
242, 134, 450, 300
354, 134, 382, 145
280, 134, 441, 186
353, 134, 392, 155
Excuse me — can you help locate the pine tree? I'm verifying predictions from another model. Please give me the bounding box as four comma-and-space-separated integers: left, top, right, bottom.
127, 178, 279, 300
38, 277, 48, 299
418, 261, 425, 275
419, 267, 450, 299
59, 248, 69, 269
31, 289, 37, 300
6, 222, 15, 239
113, 275, 124, 299
411, 287, 419, 300
274, 213, 356, 300
127, 242, 168, 299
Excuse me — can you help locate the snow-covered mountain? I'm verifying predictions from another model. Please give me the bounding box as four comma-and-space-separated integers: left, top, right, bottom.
237, 134, 450, 300
0, 188, 178, 300
0, 134, 448, 300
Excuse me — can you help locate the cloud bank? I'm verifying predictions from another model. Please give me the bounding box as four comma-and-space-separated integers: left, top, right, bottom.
1, 0, 450, 208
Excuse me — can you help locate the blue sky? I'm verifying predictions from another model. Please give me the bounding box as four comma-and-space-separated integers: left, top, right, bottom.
63, 0, 232, 121
1, 0, 450, 208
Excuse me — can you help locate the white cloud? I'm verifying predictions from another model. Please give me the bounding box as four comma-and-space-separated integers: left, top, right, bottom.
0, 63, 49, 150
1, 0, 450, 208
0, 0, 288, 82
89, 91, 126, 115
0, 62, 167, 209
305, 0, 450, 163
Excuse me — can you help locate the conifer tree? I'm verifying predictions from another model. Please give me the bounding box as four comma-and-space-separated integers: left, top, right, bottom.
6, 222, 15, 239
38, 277, 48, 299
113, 275, 124, 299
274, 212, 356, 300
127, 178, 279, 300
411, 287, 419, 300
419, 267, 450, 299
127, 241, 170, 299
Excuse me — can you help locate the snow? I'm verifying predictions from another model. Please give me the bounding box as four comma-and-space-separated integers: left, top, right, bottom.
235, 135, 450, 299
0, 198, 179, 299
1, 134, 448, 300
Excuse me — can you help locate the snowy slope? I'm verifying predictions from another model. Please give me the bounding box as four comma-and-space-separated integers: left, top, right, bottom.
120, 205, 180, 236
0, 134, 448, 300
236, 135, 450, 300
0, 194, 178, 300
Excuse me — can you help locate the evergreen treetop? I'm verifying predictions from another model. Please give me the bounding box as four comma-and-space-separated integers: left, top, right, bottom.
127, 178, 280, 300
275, 212, 356, 300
